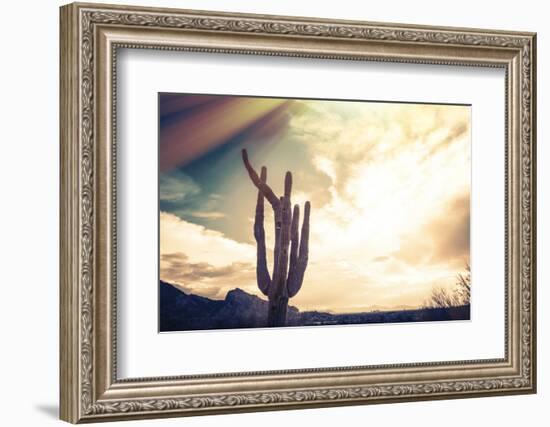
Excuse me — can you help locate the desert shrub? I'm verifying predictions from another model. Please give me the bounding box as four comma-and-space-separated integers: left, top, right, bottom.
424, 265, 470, 308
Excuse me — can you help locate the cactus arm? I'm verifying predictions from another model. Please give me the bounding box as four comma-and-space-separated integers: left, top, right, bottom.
289, 204, 300, 269
275, 176, 293, 296
299, 201, 310, 263
242, 149, 280, 209
272, 174, 293, 294
284, 170, 292, 199
288, 201, 310, 298
272, 204, 281, 284
271, 197, 284, 292
254, 166, 271, 296
286, 204, 300, 295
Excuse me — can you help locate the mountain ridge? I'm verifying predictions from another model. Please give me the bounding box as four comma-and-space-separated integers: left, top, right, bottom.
159, 280, 470, 332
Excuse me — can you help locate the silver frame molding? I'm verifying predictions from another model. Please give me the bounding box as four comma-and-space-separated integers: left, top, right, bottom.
60, 2, 537, 423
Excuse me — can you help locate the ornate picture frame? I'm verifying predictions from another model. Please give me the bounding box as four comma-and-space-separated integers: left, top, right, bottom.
60, 2, 536, 423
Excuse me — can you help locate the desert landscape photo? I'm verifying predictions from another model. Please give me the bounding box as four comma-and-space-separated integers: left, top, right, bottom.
158, 93, 471, 332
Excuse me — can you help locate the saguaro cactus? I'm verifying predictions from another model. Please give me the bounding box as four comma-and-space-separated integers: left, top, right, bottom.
242, 149, 310, 327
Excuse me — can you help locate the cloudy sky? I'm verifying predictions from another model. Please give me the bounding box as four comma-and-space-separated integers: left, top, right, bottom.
159, 93, 471, 313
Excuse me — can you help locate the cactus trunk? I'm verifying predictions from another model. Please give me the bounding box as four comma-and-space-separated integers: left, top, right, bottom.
242, 149, 310, 327
268, 295, 289, 327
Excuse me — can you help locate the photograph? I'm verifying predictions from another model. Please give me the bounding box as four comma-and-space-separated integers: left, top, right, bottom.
158, 93, 472, 332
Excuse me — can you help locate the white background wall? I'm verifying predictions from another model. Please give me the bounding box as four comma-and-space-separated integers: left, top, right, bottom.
0, 0, 545, 425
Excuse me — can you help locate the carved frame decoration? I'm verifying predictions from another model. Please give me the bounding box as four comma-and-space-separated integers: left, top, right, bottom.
60, 2, 537, 423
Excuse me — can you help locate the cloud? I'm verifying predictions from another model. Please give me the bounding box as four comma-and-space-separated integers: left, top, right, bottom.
161, 211, 256, 266
186, 211, 226, 219
160, 171, 200, 202
423, 119, 469, 160
161, 252, 255, 298
425, 193, 470, 264
162, 252, 251, 281
160, 212, 258, 298
286, 102, 470, 258
289, 102, 470, 200
283, 102, 471, 309
392, 192, 470, 269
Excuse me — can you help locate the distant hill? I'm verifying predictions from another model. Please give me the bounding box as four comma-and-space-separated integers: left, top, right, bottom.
160, 281, 301, 331
159, 281, 470, 332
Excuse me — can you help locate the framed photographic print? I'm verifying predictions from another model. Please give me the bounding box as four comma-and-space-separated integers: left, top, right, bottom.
59, 2, 537, 423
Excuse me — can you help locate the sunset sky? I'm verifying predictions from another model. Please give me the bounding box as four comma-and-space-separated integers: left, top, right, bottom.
159, 93, 471, 313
